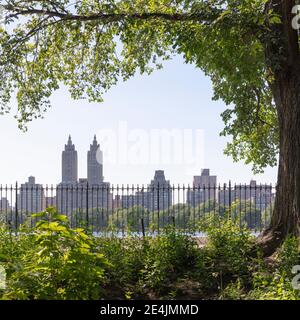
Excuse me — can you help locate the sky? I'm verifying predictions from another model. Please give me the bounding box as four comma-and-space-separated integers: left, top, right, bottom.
0, 55, 278, 186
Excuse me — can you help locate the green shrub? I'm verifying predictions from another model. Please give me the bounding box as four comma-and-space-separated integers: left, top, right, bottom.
141, 227, 199, 291
2, 207, 109, 300
219, 278, 246, 300
97, 227, 200, 297
277, 236, 300, 277
97, 235, 147, 297
207, 220, 254, 276
195, 217, 255, 293
0, 223, 36, 297
249, 236, 300, 300
2, 208, 300, 301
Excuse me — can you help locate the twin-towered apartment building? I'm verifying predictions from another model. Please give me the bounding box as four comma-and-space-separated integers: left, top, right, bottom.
15, 135, 108, 214
61, 135, 104, 185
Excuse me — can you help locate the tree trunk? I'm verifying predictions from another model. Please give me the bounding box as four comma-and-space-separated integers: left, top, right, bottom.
259, 71, 300, 255
258, 0, 300, 255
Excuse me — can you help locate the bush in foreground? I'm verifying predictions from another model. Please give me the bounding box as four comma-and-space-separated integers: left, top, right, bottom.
0, 208, 109, 299
0, 208, 300, 300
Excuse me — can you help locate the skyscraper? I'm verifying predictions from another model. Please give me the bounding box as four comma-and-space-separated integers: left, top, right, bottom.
193, 169, 217, 188
187, 169, 217, 206
148, 170, 172, 211
119, 170, 172, 211
87, 135, 103, 185
58, 135, 111, 216
18, 176, 46, 213
58, 136, 78, 215
62, 135, 78, 183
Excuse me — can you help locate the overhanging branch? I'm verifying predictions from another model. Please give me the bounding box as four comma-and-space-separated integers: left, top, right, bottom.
4, 6, 219, 23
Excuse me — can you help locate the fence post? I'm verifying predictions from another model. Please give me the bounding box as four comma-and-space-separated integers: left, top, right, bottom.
172, 216, 175, 228
86, 182, 89, 229
157, 183, 160, 234
15, 181, 18, 230
141, 218, 145, 238
228, 180, 232, 219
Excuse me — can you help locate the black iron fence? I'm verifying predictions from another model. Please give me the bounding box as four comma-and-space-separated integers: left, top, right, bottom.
0, 182, 275, 235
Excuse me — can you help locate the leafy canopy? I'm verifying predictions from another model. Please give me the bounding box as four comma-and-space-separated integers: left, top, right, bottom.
0, 0, 279, 172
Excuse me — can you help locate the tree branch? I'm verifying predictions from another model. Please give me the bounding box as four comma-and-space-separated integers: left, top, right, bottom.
3, 6, 219, 24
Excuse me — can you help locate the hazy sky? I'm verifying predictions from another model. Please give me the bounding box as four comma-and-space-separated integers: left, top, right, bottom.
0, 55, 278, 186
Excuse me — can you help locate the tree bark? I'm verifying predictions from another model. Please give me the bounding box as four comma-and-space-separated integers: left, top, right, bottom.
258, 0, 300, 255
259, 70, 300, 255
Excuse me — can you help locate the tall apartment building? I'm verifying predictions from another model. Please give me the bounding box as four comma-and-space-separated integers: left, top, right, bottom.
218, 180, 273, 209
0, 197, 10, 211
148, 170, 172, 211
120, 170, 172, 211
62, 135, 78, 184
17, 176, 46, 213
187, 169, 217, 206
58, 135, 112, 215
58, 135, 79, 214
88, 135, 103, 185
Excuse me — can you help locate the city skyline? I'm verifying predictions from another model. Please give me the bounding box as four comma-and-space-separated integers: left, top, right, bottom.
10, 134, 277, 188
0, 169, 274, 215
0, 124, 275, 232
0, 133, 275, 214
